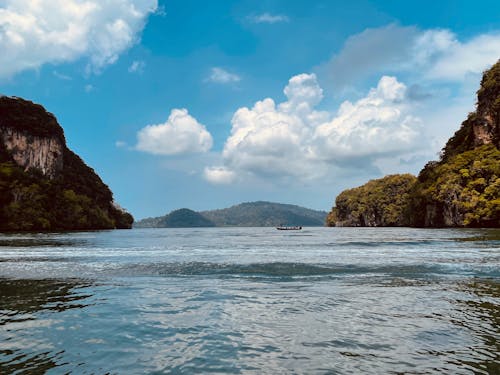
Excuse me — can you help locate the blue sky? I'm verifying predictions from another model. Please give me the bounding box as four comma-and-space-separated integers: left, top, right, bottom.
1, 0, 500, 219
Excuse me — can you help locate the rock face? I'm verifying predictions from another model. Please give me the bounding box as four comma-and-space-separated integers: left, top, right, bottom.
327, 60, 500, 228
442, 60, 500, 159
0, 96, 133, 231
0, 127, 64, 178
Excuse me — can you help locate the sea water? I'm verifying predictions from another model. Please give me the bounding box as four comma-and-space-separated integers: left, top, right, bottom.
0, 227, 499, 374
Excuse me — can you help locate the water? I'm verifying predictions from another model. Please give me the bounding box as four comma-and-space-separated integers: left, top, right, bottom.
0, 227, 499, 374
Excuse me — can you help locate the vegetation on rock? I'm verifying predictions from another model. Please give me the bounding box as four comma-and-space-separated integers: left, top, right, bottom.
327, 59, 500, 228
409, 145, 500, 227
0, 97, 133, 231
326, 174, 416, 227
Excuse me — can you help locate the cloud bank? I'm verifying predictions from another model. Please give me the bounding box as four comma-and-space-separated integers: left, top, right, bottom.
324, 24, 500, 89
205, 73, 422, 184
0, 0, 157, 78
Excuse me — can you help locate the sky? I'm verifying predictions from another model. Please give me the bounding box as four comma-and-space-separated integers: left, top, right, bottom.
1, 0, 500, 219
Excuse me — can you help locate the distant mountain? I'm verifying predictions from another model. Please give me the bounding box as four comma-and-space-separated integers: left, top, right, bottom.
135, 208, 215, 228
135, 201, 327, 228
200, 201, 327, 227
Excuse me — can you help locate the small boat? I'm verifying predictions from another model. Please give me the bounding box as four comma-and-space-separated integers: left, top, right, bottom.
276, 225, 302, 230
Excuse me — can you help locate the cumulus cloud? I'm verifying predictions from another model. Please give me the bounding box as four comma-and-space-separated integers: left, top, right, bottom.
136, 109, 213, 155
0, 0, 157, 78
205, 73, 422, 184
312, 76, 421, 161
324, 24, 500, 88
248, 13, 289, 24
205, 67, 241, 84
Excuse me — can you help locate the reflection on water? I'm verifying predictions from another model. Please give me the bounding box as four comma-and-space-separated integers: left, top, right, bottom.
0, 228, 498, 373
452, 280, 500, 374
0, 279, 93, 374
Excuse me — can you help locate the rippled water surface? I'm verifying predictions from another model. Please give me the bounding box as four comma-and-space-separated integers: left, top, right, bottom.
0, 227, 499, 374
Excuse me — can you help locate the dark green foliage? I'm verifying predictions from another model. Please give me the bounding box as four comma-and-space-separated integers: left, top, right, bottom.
0, 97, 65, 142
0, 158, 133, 231
160, 208, 215, 228
0, 98, 133, 231
409, 145, 500, 227
328, 60, 500, 228
441, 112, 478, 160
327, 174, 417, 227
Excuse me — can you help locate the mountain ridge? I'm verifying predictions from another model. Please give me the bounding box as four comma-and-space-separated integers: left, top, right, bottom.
135, 201, 327, 228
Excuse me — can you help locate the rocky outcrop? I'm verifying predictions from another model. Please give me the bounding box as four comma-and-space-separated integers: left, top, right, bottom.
0, 127, 63, 178
326, 174, 416, 227
327, 60, 500, 228
0, 96, 133, 231
442, 60, 500, 159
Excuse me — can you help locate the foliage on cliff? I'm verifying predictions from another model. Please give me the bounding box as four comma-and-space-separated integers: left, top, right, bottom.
0, 98, 133, 231
328, 60, 500, 228
442, 61, 500, 160
409, 145, 500, 227
326, 174, 417, 227
0, 97, 65, 142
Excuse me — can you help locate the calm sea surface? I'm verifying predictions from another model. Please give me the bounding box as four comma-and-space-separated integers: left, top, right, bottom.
0, 227, 499, 374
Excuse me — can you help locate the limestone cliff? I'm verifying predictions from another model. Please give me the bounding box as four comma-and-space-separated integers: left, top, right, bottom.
441, 60, 500, 159
0, 128, 64, 178
0, 96, 133, 231
327, 60, 500, 228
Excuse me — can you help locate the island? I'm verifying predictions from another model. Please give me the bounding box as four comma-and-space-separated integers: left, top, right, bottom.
0, 96, 133, 231
327, 60, 500, 228
135, 201, 327, 228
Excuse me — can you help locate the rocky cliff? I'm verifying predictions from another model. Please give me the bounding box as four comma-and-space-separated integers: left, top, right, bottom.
326, 174, 416, 227
327, 60, 500, 228
0, 96, 133, 231
0, 96, 65, 178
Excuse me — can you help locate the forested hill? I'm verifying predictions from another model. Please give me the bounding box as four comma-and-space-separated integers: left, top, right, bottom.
327, 59, 500, 228
135, 201, 327, 228
0, 96, 133, 231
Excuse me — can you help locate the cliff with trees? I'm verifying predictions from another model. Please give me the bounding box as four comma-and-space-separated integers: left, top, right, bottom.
0, 96, 133, 231
327, 60, 500, 227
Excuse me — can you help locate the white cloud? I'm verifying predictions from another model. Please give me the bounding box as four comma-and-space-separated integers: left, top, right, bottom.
136, 109, 213, 155
84, 84, 94, 92
0, 0, 157, 78
205, 73, 422, 184
312, 76, 421, 161
324, 24, 500, 88
203, 166, 236, 184
422, 32, 500, 80
128, 60, 146, 74
248, 13, 289, 24
205, 67, 241, 84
